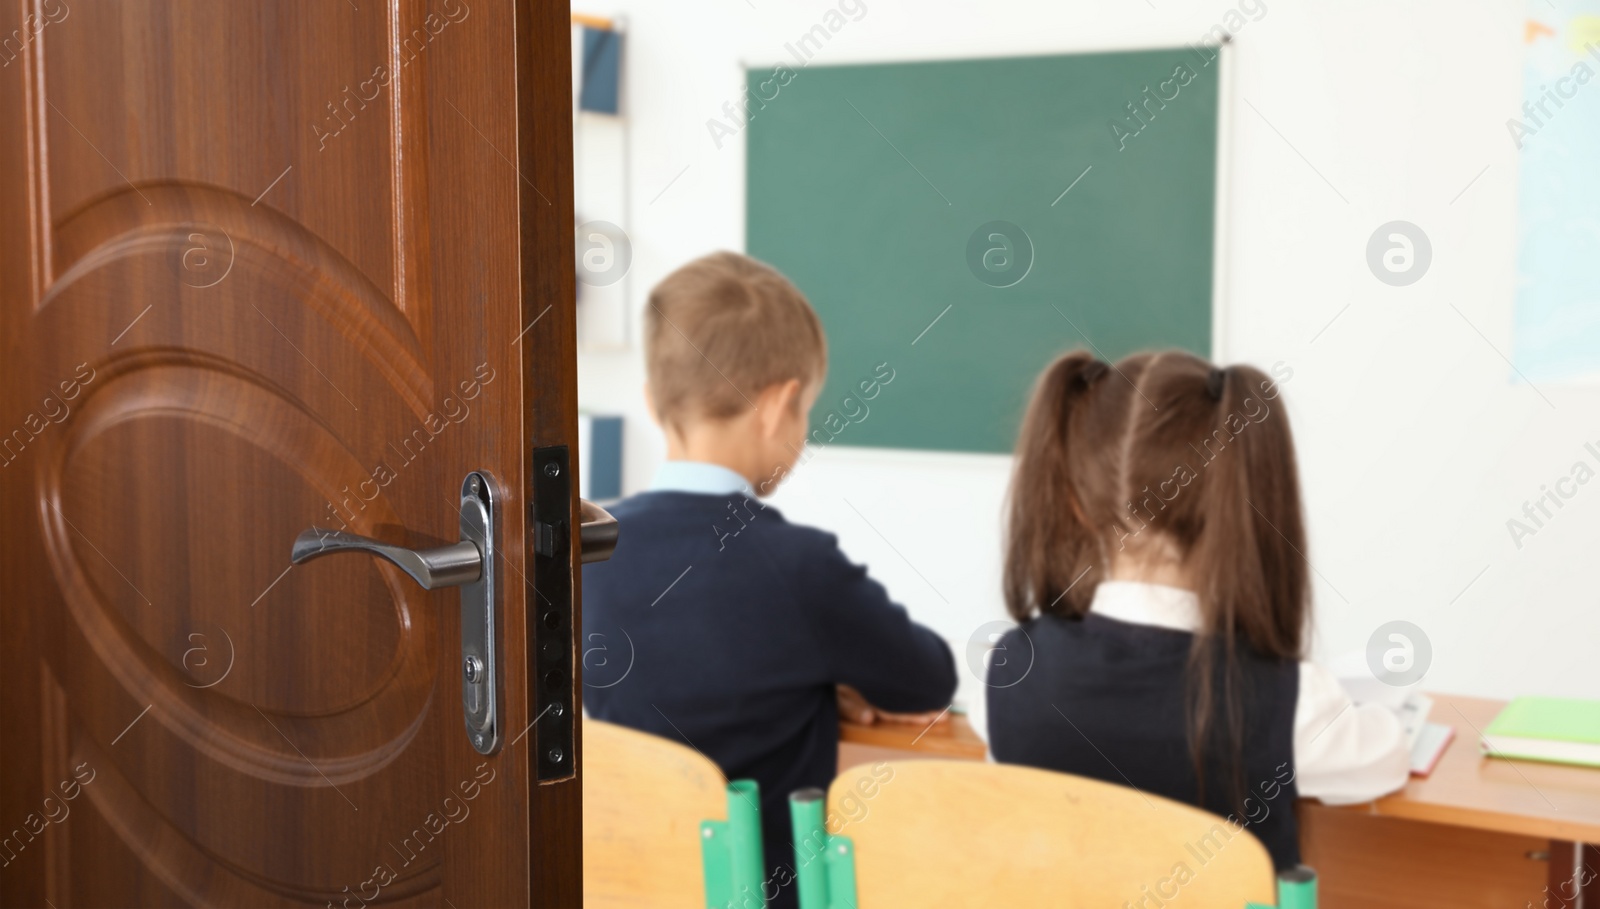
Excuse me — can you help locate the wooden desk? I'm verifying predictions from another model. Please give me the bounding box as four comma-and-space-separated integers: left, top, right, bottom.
838, 695, 1600, 909
838, 710, 986, 765
1301, 693, 1600, 908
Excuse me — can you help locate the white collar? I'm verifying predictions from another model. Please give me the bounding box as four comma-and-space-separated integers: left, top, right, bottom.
1088, 581, 1202, 633
650, 460, 753, 497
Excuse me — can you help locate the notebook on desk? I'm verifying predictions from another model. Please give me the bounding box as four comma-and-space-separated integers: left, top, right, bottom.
1333, 655, 1454, 777
1482, 696, 1600, 768
1397, 692, 1454, 776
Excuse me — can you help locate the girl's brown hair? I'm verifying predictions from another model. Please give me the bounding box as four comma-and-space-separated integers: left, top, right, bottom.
1004, 349, 1306, 806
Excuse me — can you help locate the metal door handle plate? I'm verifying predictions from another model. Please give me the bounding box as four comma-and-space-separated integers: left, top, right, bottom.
288, 471, 503, 755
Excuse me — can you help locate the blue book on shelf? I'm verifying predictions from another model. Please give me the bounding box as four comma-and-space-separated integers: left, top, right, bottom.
579, 414, 623, 502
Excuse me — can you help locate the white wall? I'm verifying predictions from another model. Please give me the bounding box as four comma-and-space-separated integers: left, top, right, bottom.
572, 0, 1600, 711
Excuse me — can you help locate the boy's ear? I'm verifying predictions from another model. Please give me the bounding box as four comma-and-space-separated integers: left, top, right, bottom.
757, 378, 804, 438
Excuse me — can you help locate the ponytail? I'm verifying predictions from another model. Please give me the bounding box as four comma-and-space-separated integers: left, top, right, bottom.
1191, 362, 1308, 657
1003, 350, 1114, 621
1186, 362, 1308, 811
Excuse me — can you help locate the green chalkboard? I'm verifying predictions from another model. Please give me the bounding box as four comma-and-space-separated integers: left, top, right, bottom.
746, 48, 1220, 453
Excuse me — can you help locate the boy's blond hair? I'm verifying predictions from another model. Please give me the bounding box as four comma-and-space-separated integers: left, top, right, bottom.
644, 252, 827, 431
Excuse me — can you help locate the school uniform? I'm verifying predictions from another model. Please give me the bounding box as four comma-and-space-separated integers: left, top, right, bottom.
583, 461, 957, 908
978, 581, 1410, 871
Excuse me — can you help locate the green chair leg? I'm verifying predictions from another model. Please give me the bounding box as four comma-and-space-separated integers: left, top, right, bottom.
702, 780, 767, 909
1246, 865, 1317, 909
1275, 865, 1317, 909
789, 788, 858, 909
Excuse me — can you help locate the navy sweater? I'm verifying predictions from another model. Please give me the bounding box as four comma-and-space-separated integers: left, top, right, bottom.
987, 614, 1303, 871
583, 490, 957, 905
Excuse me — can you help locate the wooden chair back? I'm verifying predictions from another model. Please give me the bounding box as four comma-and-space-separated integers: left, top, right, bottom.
826, 760, 1278, 908
583, 718, 728, 908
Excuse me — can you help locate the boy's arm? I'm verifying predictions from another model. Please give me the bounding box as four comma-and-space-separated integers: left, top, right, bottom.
837, 684, 946, 725
798, 531, 958, 714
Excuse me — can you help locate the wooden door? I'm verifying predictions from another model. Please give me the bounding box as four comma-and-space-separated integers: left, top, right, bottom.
0, 1, 580, 905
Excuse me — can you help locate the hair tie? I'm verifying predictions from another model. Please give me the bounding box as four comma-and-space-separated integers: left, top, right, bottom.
1082, 361, 1110, 386
1206, 366, 1227, 401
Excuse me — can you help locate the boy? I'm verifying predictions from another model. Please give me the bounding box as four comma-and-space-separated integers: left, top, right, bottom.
582, 252, 957, 908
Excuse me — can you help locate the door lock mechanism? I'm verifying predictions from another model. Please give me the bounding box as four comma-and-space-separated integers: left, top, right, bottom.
290, 471, 504, 755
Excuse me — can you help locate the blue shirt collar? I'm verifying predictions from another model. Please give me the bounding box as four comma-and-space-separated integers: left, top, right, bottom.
650, 461, 754, 497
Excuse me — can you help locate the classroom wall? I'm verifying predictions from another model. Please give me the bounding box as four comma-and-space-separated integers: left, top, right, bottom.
572, 0, 1600, 709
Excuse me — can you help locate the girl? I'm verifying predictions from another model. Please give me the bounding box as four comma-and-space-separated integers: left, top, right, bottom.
983, 349, 1409, 871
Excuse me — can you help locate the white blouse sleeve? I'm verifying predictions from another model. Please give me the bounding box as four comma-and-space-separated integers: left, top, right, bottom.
1292, 661, 1411, 804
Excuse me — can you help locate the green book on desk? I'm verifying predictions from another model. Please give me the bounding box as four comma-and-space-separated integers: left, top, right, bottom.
1482, 697, 1600, 768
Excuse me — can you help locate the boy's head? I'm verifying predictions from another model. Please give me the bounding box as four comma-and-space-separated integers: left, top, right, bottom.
644, 252, 827, 493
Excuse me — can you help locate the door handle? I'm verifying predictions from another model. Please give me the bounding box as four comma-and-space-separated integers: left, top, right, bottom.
578, 499, 618, 563
289, 529, 481, 589
287, 471, 504, 755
